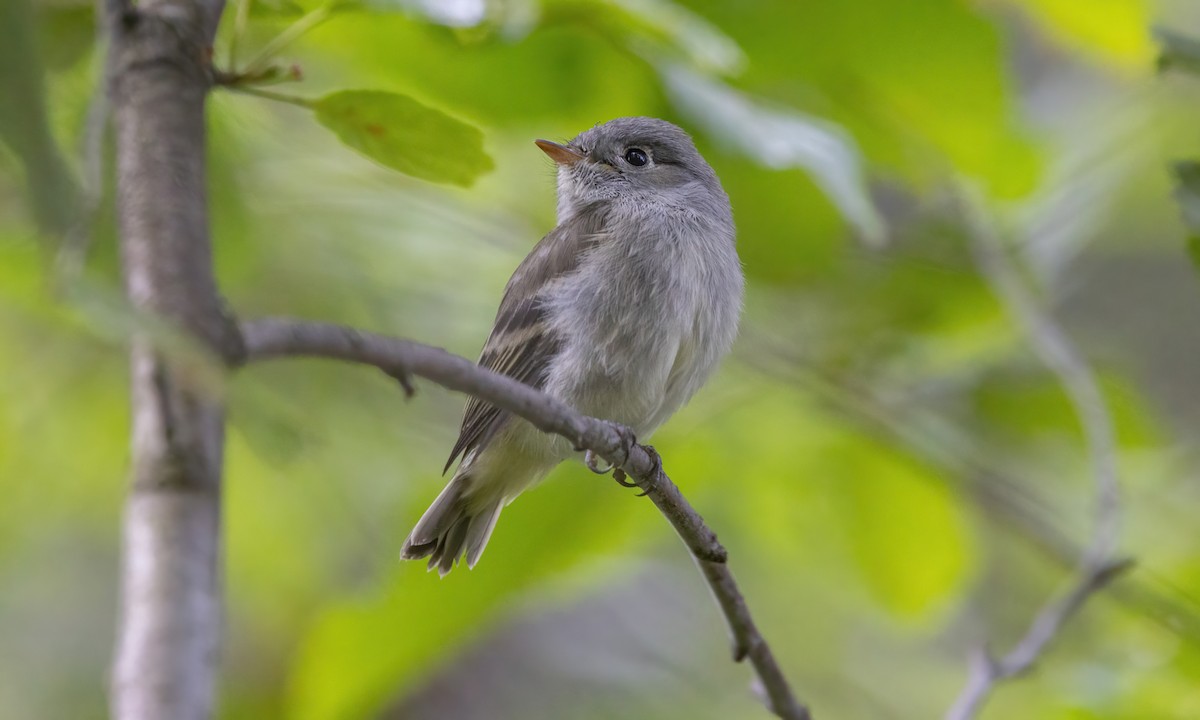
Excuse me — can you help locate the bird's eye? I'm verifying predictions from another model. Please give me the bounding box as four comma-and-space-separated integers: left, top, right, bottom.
624, 148, 649, 167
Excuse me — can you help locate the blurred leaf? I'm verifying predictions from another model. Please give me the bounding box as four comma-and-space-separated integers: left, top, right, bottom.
995, 0, 1153, 67
1154, 27, 1200, 75
311, 90, 494, 186
285, 469, 643, 720
297, 9, 661, 125
837, 447, 973, 619
537, 0, 744, 75
606, 0, 744, 75
1172, 161, 1200, 243
975, 369, 1162, 449
36, 4, 94, 71
357, 0, 488, 27
1189, 236, 1200, 274
687, 0, 1043, 198
248, 0, 307, 18
61, 281, 229, 399
660, 63, 885, 246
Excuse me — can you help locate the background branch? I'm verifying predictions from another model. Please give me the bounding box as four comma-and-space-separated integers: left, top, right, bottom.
744, 334, 1199, 649
0, 0, 80, 240
239, 317, 812, 720
54, 0, 115, 286
944, 187, 1128, 720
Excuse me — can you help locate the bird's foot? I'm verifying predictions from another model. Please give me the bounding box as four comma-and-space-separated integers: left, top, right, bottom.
612, 467, 638, 488
584, 422, 652, 496
617, 444, 659, 496
584, 450, 613, 474
606, 421, 638, 468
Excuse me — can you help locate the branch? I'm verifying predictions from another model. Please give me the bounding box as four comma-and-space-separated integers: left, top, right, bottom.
944, 186, 1129, 720
239, 317, 812, 720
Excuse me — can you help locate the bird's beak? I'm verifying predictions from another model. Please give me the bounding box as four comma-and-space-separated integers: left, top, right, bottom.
535, 139, 585, 166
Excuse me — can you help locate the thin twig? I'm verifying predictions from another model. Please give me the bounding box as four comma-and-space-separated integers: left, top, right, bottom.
944, 186, 1128, 720
238, 317, 812, 720
225, 84, 314, 108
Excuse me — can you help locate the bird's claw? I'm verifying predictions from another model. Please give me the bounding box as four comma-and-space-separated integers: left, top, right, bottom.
627, 444, 662, 496
597, 421, 639, 470
590, 423, 653, 497
584, 450, 613, 474
613, 468, 638, 488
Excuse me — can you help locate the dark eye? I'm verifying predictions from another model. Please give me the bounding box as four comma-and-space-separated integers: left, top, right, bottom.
624, 148, 649, 167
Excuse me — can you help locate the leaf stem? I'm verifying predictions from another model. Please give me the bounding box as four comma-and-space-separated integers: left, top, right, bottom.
227, 0, 253, 69
243, 0, 341, 76
227, 84, 315, 108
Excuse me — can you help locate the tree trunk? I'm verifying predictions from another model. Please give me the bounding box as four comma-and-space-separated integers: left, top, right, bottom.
107, 1, 236, 718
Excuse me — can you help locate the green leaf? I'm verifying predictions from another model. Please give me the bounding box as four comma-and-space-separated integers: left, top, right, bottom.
684, 0, 1044, 199
599, 0, 746, 75
1188, 235, 1200, 273
1155, 27, 1200, 75
836, 447, 974, 619
285, 471, 641, 720
995, 0, 1153, 68
659, 63, 886, 247
248, 0, 306, 18
36, 4, 95, 71
311, 90, 493, 186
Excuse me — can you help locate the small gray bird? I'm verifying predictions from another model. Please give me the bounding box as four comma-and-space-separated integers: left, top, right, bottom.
401, 117, 744, 574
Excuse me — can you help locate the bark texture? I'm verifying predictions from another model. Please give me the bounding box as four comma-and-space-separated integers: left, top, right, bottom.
108, 1, 236, 718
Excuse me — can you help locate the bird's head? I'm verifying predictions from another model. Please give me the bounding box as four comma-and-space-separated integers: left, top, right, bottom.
536, 117, 725, 224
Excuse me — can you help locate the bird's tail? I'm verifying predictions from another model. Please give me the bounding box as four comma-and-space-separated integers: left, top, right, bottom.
400, 471, 503, 576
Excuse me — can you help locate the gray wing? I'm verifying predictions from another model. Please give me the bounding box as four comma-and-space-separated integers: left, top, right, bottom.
443, 204, 609, 473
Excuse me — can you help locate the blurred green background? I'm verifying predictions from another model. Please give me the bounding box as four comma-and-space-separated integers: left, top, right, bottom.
4, 0, 1200, 718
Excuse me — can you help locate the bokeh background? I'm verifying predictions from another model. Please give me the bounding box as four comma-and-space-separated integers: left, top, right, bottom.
4, 0, 1200, 718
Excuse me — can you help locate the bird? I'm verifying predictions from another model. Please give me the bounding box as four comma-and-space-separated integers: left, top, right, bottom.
401, 116, 744, 575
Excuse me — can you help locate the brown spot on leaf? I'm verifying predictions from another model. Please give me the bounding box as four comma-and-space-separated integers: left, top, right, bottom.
366, 123, 386, 137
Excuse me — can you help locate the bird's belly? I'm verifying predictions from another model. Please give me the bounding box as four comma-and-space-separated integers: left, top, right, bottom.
547, 302, 698, 439
541, 216, 740, 445
559, 350, 675, 435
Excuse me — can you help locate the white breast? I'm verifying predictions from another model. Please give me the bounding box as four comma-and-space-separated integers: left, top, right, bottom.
542, 199, 743, 440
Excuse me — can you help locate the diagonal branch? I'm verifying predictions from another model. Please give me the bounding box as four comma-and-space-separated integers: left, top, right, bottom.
944, 187, 1130, 720
238, 317, 812, 720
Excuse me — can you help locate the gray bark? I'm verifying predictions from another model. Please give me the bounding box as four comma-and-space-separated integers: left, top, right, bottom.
107, 1, 237, 718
